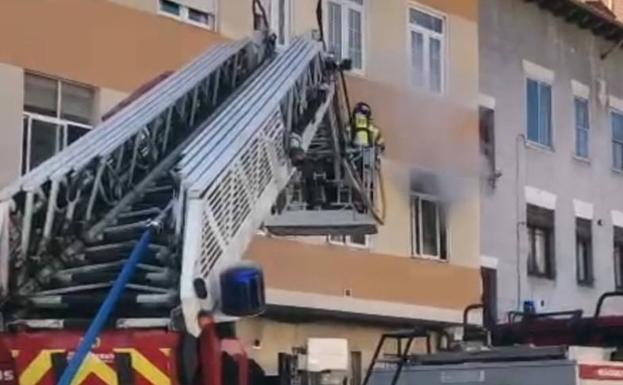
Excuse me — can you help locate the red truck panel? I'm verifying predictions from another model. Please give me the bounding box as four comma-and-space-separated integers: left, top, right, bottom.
0, 329, 181, 385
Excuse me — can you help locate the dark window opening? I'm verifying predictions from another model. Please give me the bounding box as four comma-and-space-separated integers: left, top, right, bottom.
527, 204, 555, 279
479, 106, 496, 186
614, 226, 623, 290
576, 217, 593, 286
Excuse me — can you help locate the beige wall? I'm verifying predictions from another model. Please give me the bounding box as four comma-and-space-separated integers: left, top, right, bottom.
96, 88, 129, 124
220, 1, 254, 39
0, 64, 24, 188
238, 318, 431, 376
245, 236, 481, 311
106, 0, 156, 13
614, 0, 623, 19
0, 0, 226, 93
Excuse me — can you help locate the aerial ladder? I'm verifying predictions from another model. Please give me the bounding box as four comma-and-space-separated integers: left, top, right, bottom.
0, 24, 383, 385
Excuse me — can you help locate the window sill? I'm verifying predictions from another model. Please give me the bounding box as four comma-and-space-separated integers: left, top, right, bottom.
525, 140, 555, 153
577, 280, 594, 288
157, 11, 213, 30
612, 167, 623, 176
346, 67, 366, 78
572, 154, 591, 165
410, 85, 446, 100
527, 272, 555, 281
411, 254, 448, 263
326, 239, 370, 250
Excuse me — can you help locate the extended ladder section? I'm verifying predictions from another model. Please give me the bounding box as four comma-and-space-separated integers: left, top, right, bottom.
0, 33, 381, 332
0, 35, 271, 329
178, 35, 379, 335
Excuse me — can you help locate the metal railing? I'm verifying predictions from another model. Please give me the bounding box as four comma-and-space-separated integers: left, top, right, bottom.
178, 35, 337, 335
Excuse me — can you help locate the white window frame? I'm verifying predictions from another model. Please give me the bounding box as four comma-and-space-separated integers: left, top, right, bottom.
525, 77, 554, 149
21, 113, 92, 173
327, 234, 370, 249
573, 96, 590, 159
407, 4, 447, 94
21, 74, 94, 174
269, 0, 293, 46
158, 0, 217, 31
410, 193, 446, 260
611, 108, 623, 172
325, 0, 366, 73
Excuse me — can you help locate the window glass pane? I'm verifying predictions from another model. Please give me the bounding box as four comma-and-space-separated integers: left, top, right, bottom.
575, 98, 589, 130
577, 239, 587, 281
24, 74, 58, 117
188, 8, 210, 25
328, 2, 342, 58
410, 9, 442, 33
613, 112, 623, 141
348, 9, 362, 69
539, 83, 552, 146
349, 234, 366, 245
412, 197, 421, 255
29, 120, 60, 170
534, 228, 547, 274
613, 142, 623, 170
421, 199, 439, 256
159, 0, 181, 15
429, 37, 442, 92
576, 129, 589, 158
411, 31, 425, 88
526, 79, 539, 143
616, 244, 623, 289
21, 116, 29, 175
277, 0, 286, 45
67, 125, 90, 146
61, 82, 94, 125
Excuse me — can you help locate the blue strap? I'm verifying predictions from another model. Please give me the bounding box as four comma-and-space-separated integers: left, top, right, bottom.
57, 227, 154, 385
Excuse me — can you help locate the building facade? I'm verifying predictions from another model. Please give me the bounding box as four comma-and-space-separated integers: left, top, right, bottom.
480, 0, 623, 320
0, 0, 481, 378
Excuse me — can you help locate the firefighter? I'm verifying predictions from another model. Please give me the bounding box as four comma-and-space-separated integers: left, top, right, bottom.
348, 102, 383, 213
351, 102, 384, 151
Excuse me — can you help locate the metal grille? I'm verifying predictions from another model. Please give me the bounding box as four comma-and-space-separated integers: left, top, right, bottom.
195, 114, 285, 278
199, 210, 222, 277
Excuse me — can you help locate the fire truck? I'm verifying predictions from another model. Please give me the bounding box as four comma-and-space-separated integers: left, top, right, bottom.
361, 293, 623, 385
0, 9, 384, 385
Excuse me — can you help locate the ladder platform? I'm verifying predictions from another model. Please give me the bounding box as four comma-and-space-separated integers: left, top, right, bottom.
265, 210, 377, 236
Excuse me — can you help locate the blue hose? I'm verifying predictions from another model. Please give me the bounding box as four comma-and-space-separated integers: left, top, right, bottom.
57, 227, 154, 385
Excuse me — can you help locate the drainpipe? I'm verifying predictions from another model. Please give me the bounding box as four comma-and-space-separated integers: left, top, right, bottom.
515, 134, 526, 310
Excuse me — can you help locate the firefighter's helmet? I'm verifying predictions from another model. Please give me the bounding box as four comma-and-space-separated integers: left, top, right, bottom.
353, 102, 372, 118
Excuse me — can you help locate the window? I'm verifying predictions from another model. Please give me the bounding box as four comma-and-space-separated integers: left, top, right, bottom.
612, 110, 623, 171
526, 204, 555, 279
526, 79, 553, 147
576, 218, 593, 286
614, 226, 623, 290
158, 0, 216, 30
253, 0, 292, 46
159, 0, 181, 15
328, 234, 369, 248
411, 195, 447, 259
22, 73, 94, 173
574, 97, 590, 158
327, 0, 364, 70
272, 0, 292, 46
408, 6, 445, 93
479, 106, 496, 182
